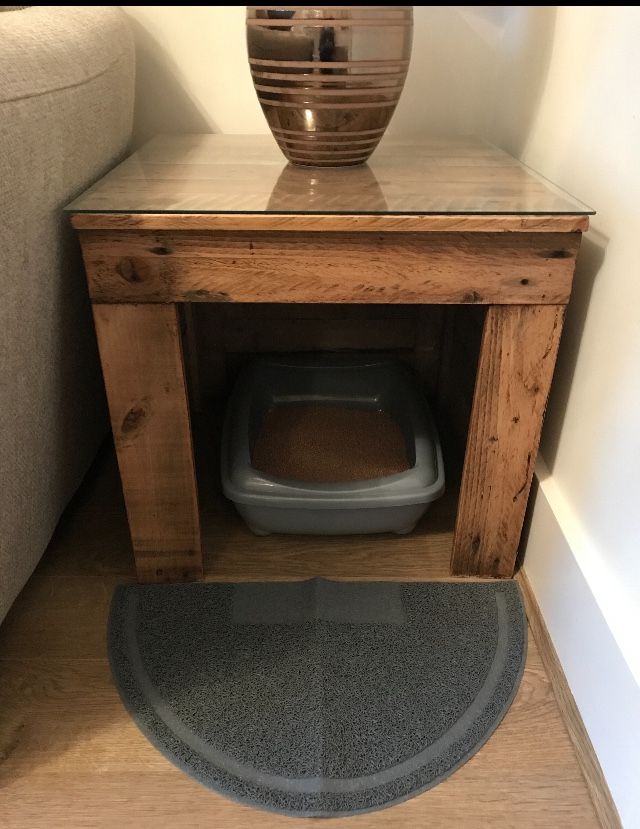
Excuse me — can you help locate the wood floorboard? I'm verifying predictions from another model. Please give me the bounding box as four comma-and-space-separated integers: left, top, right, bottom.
0, 447, 601, 828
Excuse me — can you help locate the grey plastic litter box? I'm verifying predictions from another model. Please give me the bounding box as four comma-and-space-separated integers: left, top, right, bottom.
221, 356, 445, 536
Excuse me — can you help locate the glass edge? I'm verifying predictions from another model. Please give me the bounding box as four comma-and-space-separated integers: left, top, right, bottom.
64, 207, 596, 216
480, 137, 595, 214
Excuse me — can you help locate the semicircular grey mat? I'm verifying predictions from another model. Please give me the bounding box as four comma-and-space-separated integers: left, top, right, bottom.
108, 579, 526, 818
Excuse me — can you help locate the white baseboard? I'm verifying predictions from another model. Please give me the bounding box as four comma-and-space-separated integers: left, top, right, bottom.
524, 463, 640, 828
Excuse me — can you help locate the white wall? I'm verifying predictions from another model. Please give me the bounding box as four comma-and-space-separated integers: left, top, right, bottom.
505, 6, 640, 827
511, 8, 640, 679
121, 6, 557, 146
121, 6, 640, 825
497, 8, 640, 825
526, 462, 640, 828
122, 6, 262, 143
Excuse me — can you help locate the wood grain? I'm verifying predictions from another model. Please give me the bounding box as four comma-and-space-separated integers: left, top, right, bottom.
415, 306, 445, 400
221, 313, 416, 353
0, 449, 601, 829
65, 134, 593, 221
79, 230, 580, 305
192, 304, 429, 404
92, 304, 202, 582
181, 304, 204, 413
451, 305, 565, 577
435, 306, 485, 472
191, 303, 228, 403
70, 212, 590, 233
71, 134, 585, 584
517, 570, 622, 829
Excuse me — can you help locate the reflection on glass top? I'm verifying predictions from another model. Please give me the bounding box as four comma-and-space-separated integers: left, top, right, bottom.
67, 135, 593, 216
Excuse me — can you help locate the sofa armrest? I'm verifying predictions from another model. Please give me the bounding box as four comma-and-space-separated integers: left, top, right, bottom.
0, 6, 135, 624
0, 6, 133, 104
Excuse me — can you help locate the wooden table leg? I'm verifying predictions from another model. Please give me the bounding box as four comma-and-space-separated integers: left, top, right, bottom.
93, 304, 202, 582
451, 304, 565, 577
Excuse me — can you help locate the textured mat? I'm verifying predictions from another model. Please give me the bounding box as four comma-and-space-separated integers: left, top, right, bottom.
108, 579, 526, 817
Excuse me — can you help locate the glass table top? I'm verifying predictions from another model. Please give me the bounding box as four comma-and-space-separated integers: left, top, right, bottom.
67, 134, 593, 216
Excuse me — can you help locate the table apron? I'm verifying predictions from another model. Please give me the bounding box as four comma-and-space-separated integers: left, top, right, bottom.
78, 230, 580, 305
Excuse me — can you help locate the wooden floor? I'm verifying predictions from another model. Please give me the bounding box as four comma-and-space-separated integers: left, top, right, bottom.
0, 447, 601, 828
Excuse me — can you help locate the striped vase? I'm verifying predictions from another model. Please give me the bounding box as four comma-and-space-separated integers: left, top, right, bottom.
246, 6, 413, 167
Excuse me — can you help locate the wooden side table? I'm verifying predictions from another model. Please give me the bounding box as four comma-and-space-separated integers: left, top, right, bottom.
68, 135, 591, 583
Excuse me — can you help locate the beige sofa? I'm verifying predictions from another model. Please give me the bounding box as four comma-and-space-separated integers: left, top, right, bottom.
0, 7, 135, 623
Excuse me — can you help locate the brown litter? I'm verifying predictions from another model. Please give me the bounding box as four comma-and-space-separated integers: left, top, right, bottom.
251, 404, 410, 482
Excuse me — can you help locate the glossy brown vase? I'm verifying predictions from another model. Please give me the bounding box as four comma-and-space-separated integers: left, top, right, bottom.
247, 6, 413, 167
